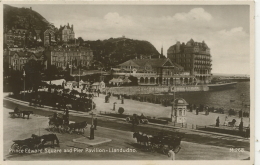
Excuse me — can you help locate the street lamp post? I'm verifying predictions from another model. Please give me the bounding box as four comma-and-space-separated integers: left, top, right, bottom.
23, 70, 26, 100
240, 93, 246, 132
171, 77, 176, 122
90, 112, 95, 125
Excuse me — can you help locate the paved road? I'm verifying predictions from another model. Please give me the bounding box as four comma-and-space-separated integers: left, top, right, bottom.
3, 99, 250, 160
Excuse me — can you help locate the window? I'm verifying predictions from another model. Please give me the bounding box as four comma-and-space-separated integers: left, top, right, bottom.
179, 110, 182, 116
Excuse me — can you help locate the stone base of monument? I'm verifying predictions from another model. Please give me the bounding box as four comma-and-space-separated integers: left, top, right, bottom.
72, 136, 112, 146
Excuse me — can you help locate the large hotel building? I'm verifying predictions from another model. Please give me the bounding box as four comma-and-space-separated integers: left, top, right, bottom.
45, 46, 93, 70
167, 39, 212, 84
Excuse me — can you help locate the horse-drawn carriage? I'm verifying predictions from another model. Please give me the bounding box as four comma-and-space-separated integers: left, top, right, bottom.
48, 113, 87, 134
126, 114, 149, 124
133, 132, 183, 154
9, 111, 33, 119
10, 134, 59, 154
10, 137, 41, 154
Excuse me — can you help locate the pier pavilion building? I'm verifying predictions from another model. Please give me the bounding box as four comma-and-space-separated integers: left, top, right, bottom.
111, 58, 196, 86
167, 39, 212, 84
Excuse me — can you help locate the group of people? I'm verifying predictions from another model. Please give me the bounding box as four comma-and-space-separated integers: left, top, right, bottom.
215, 116, 250, 138
49, 110, 98, 140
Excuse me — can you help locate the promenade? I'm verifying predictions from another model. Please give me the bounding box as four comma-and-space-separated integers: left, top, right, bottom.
93, 94, 250, 128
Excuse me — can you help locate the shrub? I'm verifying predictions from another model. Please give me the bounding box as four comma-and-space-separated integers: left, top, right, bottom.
118, 107, 124, 114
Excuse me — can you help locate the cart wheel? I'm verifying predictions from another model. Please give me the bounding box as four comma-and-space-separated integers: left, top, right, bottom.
11, 143, 20, 150
21, 145, 29, 154
149, 145, 156, 153
10, 143, 20, 155
59, 127, 65, 134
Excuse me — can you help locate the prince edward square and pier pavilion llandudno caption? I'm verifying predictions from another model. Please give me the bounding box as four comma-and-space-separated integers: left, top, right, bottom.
2, 1, 255, 164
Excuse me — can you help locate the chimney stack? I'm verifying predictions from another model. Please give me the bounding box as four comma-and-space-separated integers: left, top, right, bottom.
161, 45, 163, 56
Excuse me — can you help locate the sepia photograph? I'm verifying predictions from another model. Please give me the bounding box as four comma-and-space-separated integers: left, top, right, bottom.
2, 1, 254, 162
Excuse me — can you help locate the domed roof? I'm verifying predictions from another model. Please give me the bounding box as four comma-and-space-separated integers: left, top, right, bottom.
172, 98, 188, 106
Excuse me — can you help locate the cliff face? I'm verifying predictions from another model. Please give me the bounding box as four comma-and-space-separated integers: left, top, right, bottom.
84, 37, 162, 67
4, 5, 54, 30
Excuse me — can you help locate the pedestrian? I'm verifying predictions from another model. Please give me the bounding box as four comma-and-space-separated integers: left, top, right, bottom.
168, 149, 175, 160
223, 116, 228, 126
14, 106, 20, 113
121, 96, 124, 104
97, 89, 100, 97
90, 125, 95, 140
94, 118, 97, 130
216, 116, 220, 127
239, 121, 244, 132
196, 107, 199, 115
205, 106, 209, 115
190, 104, 193, 112
245, 126, 250, 138
132, 117, 135, 132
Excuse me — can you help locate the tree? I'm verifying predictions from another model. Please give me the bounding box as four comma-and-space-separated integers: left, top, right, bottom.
24, 59, 44, 93
128, 76, 138, 86
118, 107, 124, 115
44, 65, 58, 80
9, 70, 23, 96
78, 37, 84, 45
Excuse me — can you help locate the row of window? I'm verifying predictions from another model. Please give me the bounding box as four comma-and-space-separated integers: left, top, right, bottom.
52, 57, 91, 61
176, 59, 192, 63
173, 54, 192, 58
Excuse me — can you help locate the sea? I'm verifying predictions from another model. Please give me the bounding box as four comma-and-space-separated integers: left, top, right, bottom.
150, 82, 250, 112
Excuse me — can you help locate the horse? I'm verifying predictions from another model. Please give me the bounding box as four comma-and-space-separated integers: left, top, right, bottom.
105, 95, 110, 103
228, 119, 236, 127
32, 134, 59, 148
21, 111, 33, 119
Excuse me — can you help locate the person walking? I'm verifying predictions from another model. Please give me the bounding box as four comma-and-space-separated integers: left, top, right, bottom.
168, 149, 175, 160
97, 89, 100, 97
121, 96, 124, 104
216, 116, 220, 127
94, 118, 98, 130
14, 106, 20, 113
223, 116, 229, 126
196, 107, 199, 115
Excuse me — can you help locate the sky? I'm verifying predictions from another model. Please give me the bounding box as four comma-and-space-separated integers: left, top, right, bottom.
9, 4, 251, 75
